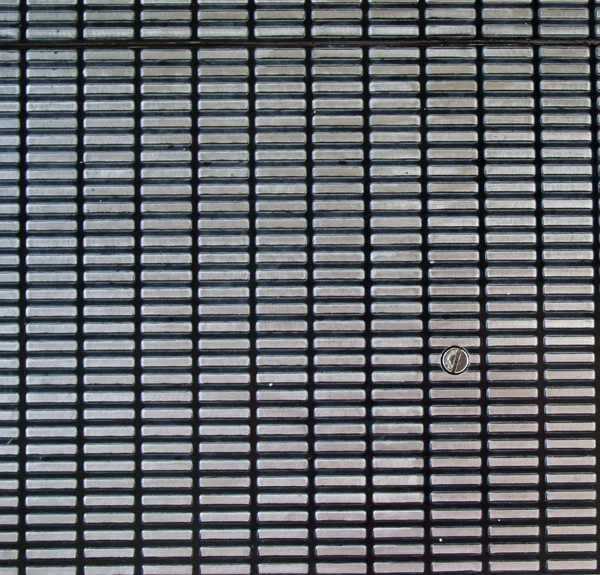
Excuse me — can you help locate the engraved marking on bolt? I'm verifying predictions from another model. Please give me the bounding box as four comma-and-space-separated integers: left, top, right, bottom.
441, 346, 470, 375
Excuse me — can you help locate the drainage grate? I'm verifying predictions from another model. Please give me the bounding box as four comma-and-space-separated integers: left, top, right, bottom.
0, 2, 598, 575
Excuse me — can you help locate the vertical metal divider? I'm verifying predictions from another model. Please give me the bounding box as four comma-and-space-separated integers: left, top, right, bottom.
247, 1, 258, 573
589, 43, 600, 575
17, 22, 28, 575
132, 1, 143, 572
474, 5, 490, 569
418, 31, 432, 575
360, 10, 374, 572
475, 42, 490, 575
190, 4, 201, 570
531, 4, 547, 570
304, 13, 317, 570
18, 0, 25, 41
75, 11, 86, 572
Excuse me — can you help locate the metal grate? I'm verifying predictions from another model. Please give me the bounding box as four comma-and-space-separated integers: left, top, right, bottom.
0, 1, 597, 43
0, 1, 598, 574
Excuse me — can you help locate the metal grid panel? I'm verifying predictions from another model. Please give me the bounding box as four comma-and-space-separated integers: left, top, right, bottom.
0, 1, 598, 574
0, 1, 597, 43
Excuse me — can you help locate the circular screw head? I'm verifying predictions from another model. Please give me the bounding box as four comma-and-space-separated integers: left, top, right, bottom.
441, 346, 470, 375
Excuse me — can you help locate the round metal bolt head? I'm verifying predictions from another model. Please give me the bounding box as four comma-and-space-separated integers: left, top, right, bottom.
441, 346, 470, 375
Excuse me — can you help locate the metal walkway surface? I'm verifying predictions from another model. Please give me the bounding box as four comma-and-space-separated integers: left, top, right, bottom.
1, 1, 599, 574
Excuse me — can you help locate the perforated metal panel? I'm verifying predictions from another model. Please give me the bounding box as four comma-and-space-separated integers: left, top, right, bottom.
0, 2, 599, 574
